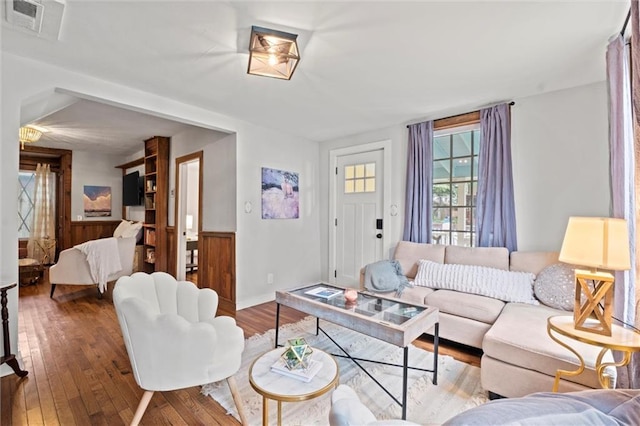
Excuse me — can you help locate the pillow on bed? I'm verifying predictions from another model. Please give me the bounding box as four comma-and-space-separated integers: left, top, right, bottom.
121, 221, 143, 241
113, 220, 131, 238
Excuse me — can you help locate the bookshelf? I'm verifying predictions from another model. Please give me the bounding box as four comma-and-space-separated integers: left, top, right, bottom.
143, 136, 170, 273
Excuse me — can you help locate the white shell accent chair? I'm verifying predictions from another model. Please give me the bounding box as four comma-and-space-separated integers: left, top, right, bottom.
329, 385, 420, 426
113, 272, 247, 425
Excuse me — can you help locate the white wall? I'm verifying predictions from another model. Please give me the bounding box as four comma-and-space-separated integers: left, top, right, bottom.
235, 125, 321, 308
512, 82, 610, 251
317, 82, 610, 281
0, 52, 322, 376
71, 150, 125, 221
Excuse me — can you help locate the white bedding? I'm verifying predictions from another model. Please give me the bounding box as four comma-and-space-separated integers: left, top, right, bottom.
74, 237, 123, 293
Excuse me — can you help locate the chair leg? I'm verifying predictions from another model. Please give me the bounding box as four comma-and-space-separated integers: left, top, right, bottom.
49, 284, 56, 298
227, 376, 248, 426
131, 390, 154, 426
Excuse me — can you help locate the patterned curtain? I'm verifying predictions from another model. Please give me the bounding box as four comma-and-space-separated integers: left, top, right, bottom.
476, 104, 518, 252
27, 164, 56, 264
403, 121, 433, 243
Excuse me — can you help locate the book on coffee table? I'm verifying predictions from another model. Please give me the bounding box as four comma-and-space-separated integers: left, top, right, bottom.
304, 286, 342, 300
270, 357, 323, 383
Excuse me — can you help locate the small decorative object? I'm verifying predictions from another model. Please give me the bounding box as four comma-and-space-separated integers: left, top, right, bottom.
344, 288, 358, 303
281, 338, 313, 370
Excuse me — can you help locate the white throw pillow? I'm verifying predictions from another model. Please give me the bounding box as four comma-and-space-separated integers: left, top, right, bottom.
414, 260, 538, 304
121, 221, 143, 240
113, 220, 131, 238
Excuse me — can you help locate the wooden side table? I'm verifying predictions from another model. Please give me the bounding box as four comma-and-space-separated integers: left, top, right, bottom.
547, 315, 640, 391
249, 348, 339, 426
1, 283, 28, 377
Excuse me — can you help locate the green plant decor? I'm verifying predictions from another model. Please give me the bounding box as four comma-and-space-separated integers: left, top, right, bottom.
281, 337, 313, 370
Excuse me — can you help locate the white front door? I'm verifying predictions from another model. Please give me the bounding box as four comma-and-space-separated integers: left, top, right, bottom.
334, 149, 384, 286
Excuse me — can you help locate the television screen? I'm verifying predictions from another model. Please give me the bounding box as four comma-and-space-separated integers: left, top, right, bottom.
123, 171, 143, 206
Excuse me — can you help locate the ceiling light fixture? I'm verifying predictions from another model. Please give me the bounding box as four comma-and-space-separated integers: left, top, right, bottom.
19, 126, 43, 150
248, 26, 300, 80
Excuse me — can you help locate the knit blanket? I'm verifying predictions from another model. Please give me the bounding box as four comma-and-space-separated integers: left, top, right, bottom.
74, 237, 122, 293
363, 259, 411, 296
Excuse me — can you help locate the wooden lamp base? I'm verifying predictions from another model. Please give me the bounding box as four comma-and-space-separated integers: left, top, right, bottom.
573, 269, 614, 336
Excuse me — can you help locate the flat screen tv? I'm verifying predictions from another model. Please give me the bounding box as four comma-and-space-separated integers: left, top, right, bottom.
123, 171, 143, 206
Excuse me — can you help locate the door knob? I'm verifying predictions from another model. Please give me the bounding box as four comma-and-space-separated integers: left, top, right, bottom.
376, 233, 382, 239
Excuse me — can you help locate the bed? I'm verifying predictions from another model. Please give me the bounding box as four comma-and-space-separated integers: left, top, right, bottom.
49, 233, 138, 298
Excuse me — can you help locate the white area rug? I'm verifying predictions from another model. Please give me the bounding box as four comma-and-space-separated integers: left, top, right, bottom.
202, 316, 488, 425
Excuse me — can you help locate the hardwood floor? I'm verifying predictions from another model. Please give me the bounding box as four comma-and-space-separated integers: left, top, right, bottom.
2, 270, 481, 425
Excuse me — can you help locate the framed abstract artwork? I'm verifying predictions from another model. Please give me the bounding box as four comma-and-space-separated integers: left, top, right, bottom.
83, 185, 112, 217
261, 167, 299, 219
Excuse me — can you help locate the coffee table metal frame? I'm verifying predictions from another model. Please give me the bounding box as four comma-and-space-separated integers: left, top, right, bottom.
275, 283, 439, 420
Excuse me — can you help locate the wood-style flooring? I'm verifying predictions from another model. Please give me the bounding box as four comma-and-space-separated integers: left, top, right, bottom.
1, 270, 481, 425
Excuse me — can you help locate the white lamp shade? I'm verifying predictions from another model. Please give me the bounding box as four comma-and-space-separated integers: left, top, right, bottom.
185, 215, 193, 231
559, 217, 631, 271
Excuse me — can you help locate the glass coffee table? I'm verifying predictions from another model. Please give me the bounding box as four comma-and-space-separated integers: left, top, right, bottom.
275, 283, 439, 420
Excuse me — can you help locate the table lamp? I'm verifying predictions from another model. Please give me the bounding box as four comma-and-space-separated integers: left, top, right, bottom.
185, 215, 193, 231
558, 217, 630, 336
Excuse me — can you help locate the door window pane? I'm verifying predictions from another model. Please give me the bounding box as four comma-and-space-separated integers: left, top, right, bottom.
344, 162, 376, 193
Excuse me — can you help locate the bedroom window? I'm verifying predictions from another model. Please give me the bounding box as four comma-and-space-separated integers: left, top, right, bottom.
432, 124, 480, 247
18, 170, 36, 239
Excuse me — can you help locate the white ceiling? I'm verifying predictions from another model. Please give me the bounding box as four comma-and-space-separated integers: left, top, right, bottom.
2, 1, 630, 155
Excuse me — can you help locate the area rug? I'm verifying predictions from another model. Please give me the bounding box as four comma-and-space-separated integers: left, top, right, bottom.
202, 316, 488, 425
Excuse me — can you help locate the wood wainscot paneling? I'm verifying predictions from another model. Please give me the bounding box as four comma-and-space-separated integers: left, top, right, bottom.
70, 220, 121, 246
199, 232, 236, 317
166, 226, 176, 277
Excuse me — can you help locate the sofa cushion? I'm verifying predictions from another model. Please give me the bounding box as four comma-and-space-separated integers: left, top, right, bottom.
483, 303, 615, 389
509, 251, 560, 275
393, 241, 445, 279
425, 290, 505, 324
444, 246, 509, 270
415, 260, 538, 304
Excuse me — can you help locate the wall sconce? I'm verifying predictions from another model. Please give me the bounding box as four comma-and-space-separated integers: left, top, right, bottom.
248, 26, 300, 80
19, 126, 43, 150
559, 217, 631, 336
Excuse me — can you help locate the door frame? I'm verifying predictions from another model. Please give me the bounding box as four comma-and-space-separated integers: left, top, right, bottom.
174, 151, 203, 280
328, 140, 392, 284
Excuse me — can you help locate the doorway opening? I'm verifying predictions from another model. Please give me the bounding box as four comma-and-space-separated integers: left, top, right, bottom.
175, 152, 203, 281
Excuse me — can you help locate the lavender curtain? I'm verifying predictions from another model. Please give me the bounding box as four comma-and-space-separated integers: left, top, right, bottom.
607, 34, 636, 331
607, 0, 640, 389
476, 104, 517, 252
403, 121, 433, 243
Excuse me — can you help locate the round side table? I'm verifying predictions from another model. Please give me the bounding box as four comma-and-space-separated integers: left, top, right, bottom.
547, 315, 640, 391
249, 347, 339, 426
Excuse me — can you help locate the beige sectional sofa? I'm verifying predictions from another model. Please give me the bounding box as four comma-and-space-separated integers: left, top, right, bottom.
367, 241, 614, 398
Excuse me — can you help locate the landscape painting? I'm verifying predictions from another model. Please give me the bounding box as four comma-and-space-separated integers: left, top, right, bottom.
83, 185, 112, 217
262, 167, 299, 219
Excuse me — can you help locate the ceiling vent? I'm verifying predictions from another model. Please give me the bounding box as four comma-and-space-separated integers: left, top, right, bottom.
4, 0, 65, 40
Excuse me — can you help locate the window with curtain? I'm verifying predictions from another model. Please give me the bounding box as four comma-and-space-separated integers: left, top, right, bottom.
18, 170, 37, 239
432, 123, 481, 247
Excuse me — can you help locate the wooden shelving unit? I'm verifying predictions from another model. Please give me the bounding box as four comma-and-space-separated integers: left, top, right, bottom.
143, 136, 170, 273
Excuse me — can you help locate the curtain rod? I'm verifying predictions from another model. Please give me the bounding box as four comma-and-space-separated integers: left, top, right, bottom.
621, 8, 631, 37
406, 101, 515, 128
